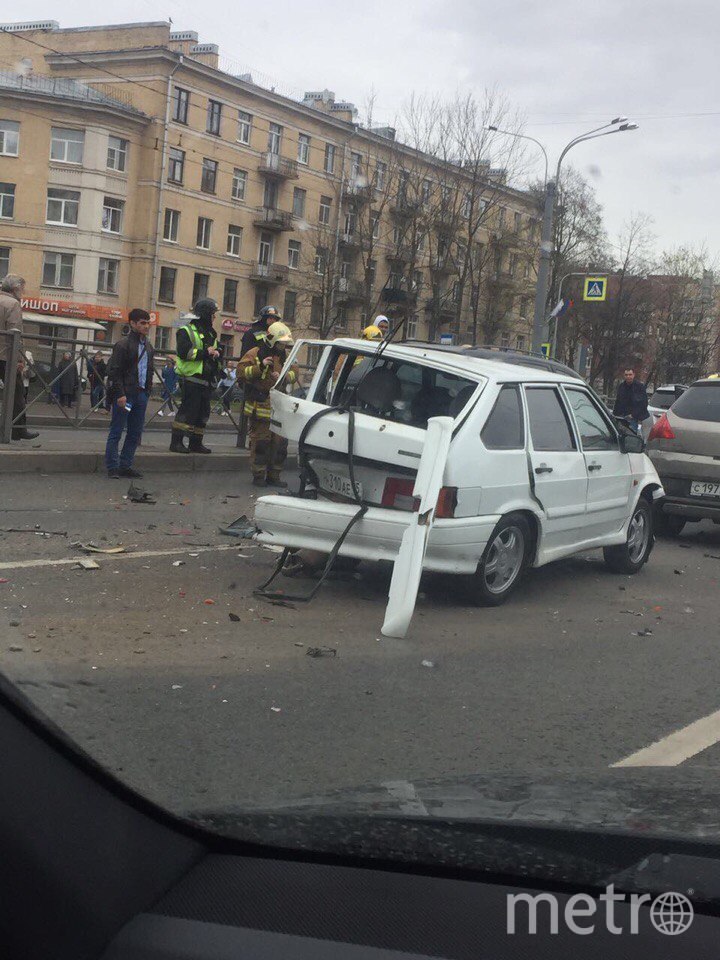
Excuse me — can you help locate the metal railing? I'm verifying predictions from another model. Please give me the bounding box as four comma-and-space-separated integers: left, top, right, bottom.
0, 70, 143, 113
257, 152, 299, 178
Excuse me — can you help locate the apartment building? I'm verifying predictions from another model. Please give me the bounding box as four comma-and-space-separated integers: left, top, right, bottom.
0, 19, 540, 355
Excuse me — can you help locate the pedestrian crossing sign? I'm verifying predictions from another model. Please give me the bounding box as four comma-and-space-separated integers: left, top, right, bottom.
540, 342, 551, 358
583, 277, 607, 301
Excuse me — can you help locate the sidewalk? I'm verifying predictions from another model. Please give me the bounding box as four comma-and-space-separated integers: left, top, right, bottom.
0, 425, 249, 474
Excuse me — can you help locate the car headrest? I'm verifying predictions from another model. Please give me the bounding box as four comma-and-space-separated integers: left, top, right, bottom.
356, 365, 402, 411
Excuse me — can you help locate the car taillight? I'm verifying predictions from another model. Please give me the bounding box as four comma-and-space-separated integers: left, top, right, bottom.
381, 478, 457, 518
648, 412, 676, 441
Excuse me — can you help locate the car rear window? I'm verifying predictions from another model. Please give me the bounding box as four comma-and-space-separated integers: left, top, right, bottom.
671, 384, 720, 422
649, 390, 675, 409
481, 385, 524, 449
319, 349, 480, 428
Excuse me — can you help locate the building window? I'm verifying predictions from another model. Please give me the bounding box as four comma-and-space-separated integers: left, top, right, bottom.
0, 182, 15, 219
298, 133, 310, 165
500, 334, 510, 349
368, 259, 377, 286
292, 187, 306, 218
406, 315, 418, 339
268, 122, 282, 155
168, 147, 185, 184
514, 211, 521, 232
258, 232, 273, 265
237, 110, 252, 144
106, 136, 128, 172
520, 297, 531, 318
223, 278, 238, 313
376, 160, 387, 191
351, 151, 363, 178
0, 246, 9, 279
508, 253, 518, 276
42, 251, 75, 288
452, 281, 461, 303
154, 325, 171, 351
310, 295, 323, 328
463, 192, 472, 218
314, 246, 326, 275
336, 305, 347, 329
516, 334, 526, 351
192, 273, 209, 304
341, 259, 351, 279
283, 289, 297, 322
288, 239, 301, 269
158, 266, 177, 303
97, 257, 119, 294
173, 87, 189, 124
163, 208, 180, 242
232, 168, 247, 201
227, 224, 243, 257
102, 197, 124, 233
418, 232, 426, 251
523, 260, 530, 279
344, 210, 356, 235
206, 99, 222, 136
498, 207, 506, 229
388, 271, 401, 290
412, 269, 423, 293
196, 216, 213, 249
46, 187, 79, 226
201, 158, 218, 194
371, 213, 380, 239
323, 142, 336, 174
0, 120, 20, 156
50, 127, 84, 164
393, 224, 403, 245
422, 178, 432, 204
318, 195, 331, 225
254, 285, 270, 316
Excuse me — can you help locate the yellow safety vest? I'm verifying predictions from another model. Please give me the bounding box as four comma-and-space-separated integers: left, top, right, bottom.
174, 324, 204, 378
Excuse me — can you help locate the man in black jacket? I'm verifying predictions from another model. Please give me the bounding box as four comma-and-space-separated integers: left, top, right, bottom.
171, 299, 221, 454
613, 368, 649, 434
104, 309, 154, 479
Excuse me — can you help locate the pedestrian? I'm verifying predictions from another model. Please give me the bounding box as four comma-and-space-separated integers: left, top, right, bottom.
0, 274, 38, 440
58, 352, 79, 407
170, 299, 221, 454
240, 304, 280, 357
88, 351, 107, 409
104, 308, 154, 479
374, 314, 390, 338
218, 361, 237, 415
239, 320, 299, 487
159, 356, 178, 417
613, 367, 650, 435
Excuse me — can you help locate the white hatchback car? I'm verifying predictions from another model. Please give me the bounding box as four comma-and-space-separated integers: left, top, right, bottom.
253, 340, 663, 605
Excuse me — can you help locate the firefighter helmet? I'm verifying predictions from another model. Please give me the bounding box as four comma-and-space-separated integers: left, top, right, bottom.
259, 305, 282, 323
267, 321, 294, 348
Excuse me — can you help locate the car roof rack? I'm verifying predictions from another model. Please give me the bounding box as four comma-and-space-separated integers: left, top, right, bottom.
400, 339, 583, 380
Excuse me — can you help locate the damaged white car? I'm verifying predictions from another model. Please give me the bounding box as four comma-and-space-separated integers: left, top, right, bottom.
252, 339, 663, 635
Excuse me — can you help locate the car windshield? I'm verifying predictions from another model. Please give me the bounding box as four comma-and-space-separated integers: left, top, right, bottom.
671, 383, 720, 422
649, 390, 676, 409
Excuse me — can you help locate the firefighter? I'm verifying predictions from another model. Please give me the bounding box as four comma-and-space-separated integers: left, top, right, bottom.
170, 298, 221, 454
332, 324, 383, 382
240, 304, 281, 358
239, 321, 299, 487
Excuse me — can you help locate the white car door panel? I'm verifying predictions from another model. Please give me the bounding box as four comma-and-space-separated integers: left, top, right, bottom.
523, 386, 588, 547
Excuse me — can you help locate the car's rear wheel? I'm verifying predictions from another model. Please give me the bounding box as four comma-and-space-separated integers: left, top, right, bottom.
653, 507, 686, 538
470, 514, 531, 606
603, 498, 654, 574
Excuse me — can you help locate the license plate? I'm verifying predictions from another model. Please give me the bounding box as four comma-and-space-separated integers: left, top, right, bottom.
318, 468, 362, 500
690, 480, 720, 498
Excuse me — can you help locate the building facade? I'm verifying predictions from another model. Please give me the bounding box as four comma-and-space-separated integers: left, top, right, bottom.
0, 20, 540, 356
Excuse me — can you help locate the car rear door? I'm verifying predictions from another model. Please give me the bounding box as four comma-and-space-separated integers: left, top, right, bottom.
523, 385, 588, 552
563, 385, 633, 538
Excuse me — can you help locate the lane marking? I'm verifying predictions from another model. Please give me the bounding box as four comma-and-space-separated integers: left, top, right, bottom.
0, 543, 247, 572
612, 707, 720, 767
382, 779, 430, 816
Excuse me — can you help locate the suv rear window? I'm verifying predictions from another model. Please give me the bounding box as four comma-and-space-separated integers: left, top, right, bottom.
671, 383, 720, 422
649, 390, 675, 409
318, 349, 480, 428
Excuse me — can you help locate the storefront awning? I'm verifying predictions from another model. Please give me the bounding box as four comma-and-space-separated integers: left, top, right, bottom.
22, 313, 106, 332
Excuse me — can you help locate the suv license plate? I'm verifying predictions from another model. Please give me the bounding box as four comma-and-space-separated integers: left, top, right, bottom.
690, 480, 720, 498
319, 469, 362, 500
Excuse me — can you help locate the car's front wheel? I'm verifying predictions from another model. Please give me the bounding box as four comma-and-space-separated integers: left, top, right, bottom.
470, 514, 531, 606
603, 498, 654, 574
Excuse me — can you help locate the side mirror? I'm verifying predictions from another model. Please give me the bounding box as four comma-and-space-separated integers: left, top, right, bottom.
620, 432, 645, 454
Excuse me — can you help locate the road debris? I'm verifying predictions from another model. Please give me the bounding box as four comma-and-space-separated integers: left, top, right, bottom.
306, 646, 337, 658
172, 560, 185, 567
0, 527, 67, 537
674, 569, 684, 575
127, 483, 157, 505
74, 543, 126, 555
204, 598, 216, 605
633, 628, 654, 637
421, 659, 435, 668
171, 684, 183, 690
228, 613, 241, 622
270, 706, 282, 713
8, 645, 23, 652
76, 558, 100, 570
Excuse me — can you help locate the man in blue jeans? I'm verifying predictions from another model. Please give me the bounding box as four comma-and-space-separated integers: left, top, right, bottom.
104, 309, 155, 479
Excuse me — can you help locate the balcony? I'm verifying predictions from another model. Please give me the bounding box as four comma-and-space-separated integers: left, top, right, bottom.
257, 152, 299, 179
339, 232, 369, 251
425, 297, 456, 319
390, 195, 422, 218
381, 286, 409, 304
386, 245, 413, 264
430, 257, 454, 276
248, 262, 289, 284
434, 207, 456, 231
252, 207, 294, 231
336, 277, 366, 303
343, 180, 374, 203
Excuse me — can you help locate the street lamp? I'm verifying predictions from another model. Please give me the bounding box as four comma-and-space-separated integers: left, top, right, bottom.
488, 118, 639, 354
485, 124, 549, 186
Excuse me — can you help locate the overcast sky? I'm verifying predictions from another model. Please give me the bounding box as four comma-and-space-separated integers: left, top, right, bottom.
16, 0, 720, 260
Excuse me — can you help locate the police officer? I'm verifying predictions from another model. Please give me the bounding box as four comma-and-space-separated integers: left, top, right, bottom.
240, 304, 281, 358
238, 321, 299, 487
170, 298, 221, 454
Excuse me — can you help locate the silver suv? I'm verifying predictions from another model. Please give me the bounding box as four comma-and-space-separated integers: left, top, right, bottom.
647, 377, 720, 535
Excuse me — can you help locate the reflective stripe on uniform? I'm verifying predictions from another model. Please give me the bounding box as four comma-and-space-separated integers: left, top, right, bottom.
175, 325, 204, 378
243, 400, 271, 418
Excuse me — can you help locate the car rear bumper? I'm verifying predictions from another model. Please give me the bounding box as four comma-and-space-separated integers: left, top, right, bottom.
253, 495, 500, 574
648, 448, 720, 481
658, 498, 720, 522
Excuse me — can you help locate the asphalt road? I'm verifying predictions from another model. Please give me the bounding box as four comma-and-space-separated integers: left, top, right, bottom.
2, 469, 720, 821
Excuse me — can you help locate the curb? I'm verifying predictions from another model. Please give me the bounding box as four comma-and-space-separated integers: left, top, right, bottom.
0, 450, 299, 475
